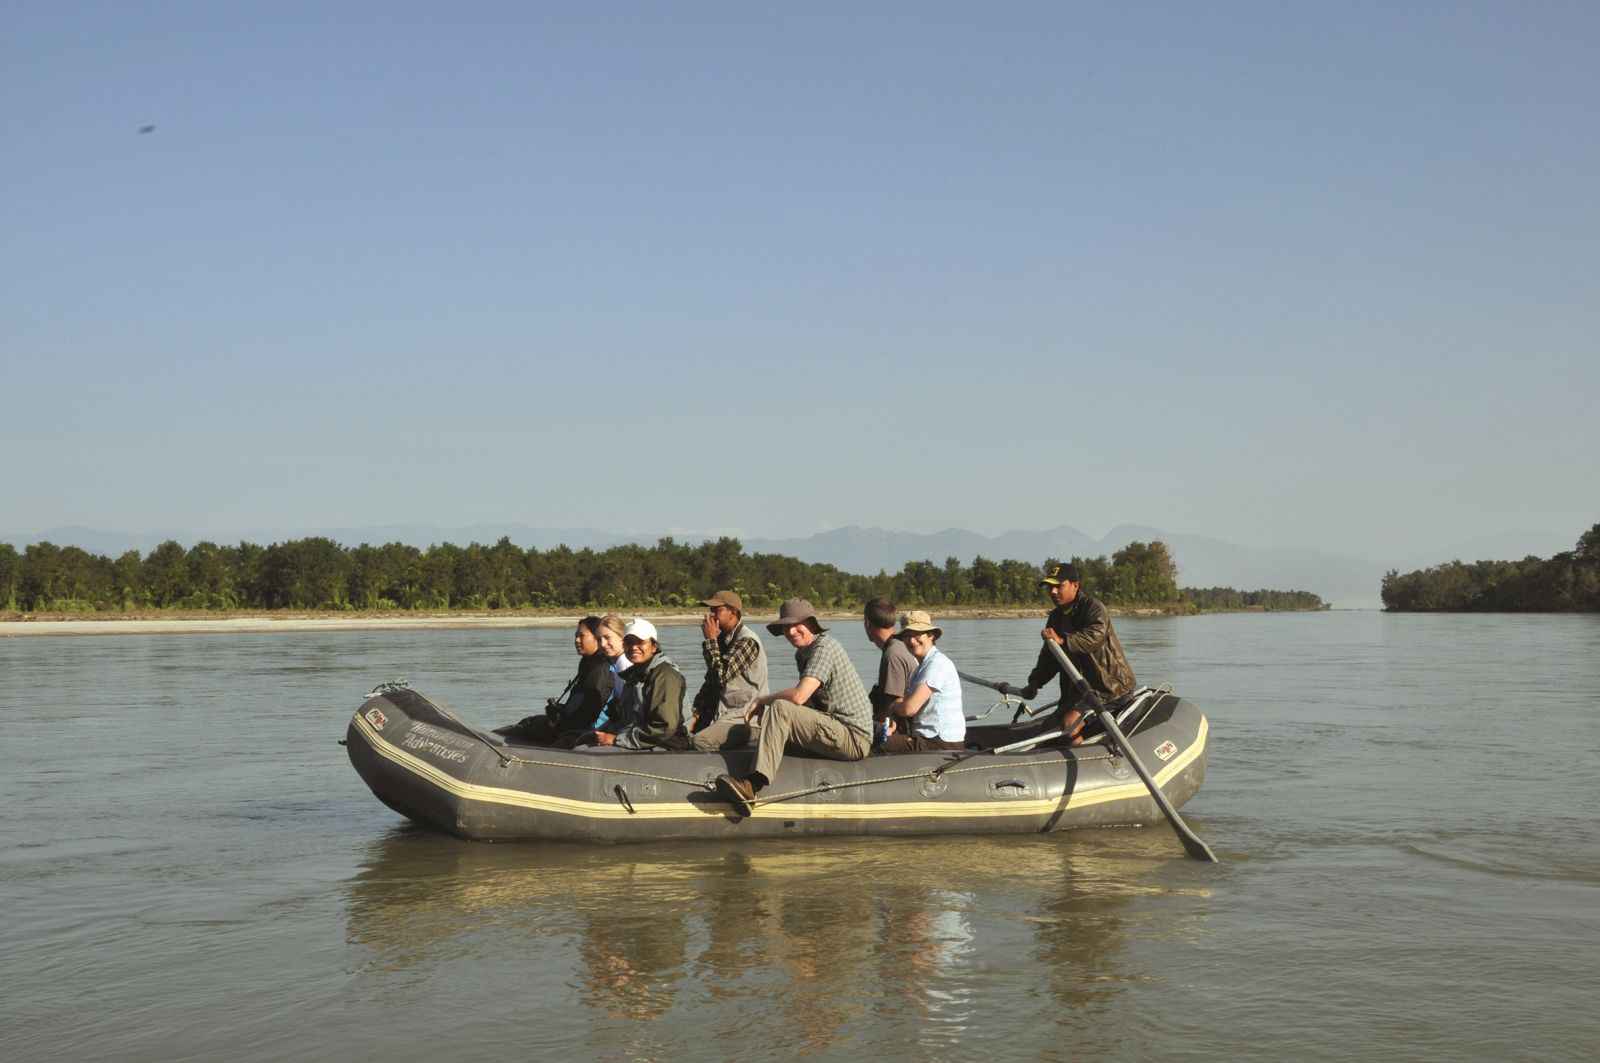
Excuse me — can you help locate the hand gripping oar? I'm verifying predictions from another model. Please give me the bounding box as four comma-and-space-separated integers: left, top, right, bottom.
957, 672, 1059, 721
1043, 639, 1219, 863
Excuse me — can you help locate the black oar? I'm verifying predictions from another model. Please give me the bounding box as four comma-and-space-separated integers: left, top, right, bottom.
930, 726, 1072, 777
957, 671, 1059, 720
1043, 639, 1218, 863
958, 670, 1016, 694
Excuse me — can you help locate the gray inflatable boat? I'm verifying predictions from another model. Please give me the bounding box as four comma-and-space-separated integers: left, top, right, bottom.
345, 685, 1208, 843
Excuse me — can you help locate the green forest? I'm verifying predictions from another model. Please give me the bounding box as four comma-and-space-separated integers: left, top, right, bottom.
1381, 523, 1600, 612
0, 535, 1326, 616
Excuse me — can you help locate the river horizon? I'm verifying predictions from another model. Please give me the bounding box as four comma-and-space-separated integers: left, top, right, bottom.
3, 612, 1596, 1060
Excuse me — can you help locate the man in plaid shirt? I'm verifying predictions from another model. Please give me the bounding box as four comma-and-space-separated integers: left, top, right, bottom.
689, 590, 769, 751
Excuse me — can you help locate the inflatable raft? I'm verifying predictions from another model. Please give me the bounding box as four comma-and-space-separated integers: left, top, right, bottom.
344, 684, 1208, 843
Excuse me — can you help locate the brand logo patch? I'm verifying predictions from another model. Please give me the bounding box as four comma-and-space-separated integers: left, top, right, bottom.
1153, 740, 1178, 762
365, 708, 388, 731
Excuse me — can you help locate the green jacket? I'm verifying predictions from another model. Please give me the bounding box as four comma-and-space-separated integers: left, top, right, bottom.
609, 653, 690, 750
1026, 592, 1137, 706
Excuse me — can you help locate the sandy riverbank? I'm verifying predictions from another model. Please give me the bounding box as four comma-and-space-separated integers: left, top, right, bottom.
0, 605, 1203, 640
0, 604, 1186, 638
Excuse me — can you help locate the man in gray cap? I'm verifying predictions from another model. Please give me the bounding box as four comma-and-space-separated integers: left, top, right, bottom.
689, 590, 769, 752
713, 598, 873, 815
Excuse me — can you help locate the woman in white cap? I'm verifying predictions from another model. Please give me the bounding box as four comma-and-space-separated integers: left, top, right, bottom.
881, 611, 966, 753
591, 618, 690, 750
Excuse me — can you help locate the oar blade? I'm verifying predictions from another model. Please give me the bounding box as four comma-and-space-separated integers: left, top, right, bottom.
1044, 640, 1218, 863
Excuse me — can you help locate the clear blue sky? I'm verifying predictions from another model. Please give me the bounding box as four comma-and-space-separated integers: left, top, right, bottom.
4, 1, 1596, 565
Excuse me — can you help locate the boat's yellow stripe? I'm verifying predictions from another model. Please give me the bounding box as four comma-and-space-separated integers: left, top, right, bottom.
352, 712, 1207, 824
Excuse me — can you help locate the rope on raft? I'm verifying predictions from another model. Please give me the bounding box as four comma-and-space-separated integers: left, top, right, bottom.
756, 749, 1117, 805
484, 744, 1117, 802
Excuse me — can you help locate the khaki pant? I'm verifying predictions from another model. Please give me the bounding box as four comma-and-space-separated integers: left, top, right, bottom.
879, 733, 964, 754
753, 699, 871, 785
692, 717, 759, 752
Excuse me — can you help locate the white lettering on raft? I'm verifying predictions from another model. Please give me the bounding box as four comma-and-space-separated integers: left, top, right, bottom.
400, 732, 470, 762
407, 722, 474, 749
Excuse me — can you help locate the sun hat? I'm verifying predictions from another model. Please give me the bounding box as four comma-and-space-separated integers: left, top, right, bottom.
766, 598, 826, 635
896, 610, 943, 641
623, 618, 659, 642
701, 590, 744, 614
1040, 562, 1082, 586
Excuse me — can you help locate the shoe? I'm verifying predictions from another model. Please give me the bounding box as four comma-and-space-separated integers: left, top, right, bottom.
715, 774, 756, 816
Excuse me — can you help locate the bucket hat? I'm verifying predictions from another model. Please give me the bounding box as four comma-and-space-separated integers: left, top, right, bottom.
766, 598, 826, 635
896, 610, 943, 641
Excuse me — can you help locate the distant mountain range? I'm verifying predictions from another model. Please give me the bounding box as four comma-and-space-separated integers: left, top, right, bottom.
1, 520, 1416, 608
743, 525, 1390, 609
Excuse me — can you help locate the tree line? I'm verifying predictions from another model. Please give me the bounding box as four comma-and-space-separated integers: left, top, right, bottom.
1182, 587, 1330, 612
0, 535, 1323, 614
1381, 523, 1600, 612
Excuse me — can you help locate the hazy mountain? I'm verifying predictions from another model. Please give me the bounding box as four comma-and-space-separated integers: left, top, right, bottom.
742, 525, 1100, 575
746, 524, 1387, 608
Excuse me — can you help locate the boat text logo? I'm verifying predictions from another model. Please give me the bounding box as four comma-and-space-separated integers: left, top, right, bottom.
400, 722, 473, 763
1153, 740, 1178, 762
365, 708, 388, 731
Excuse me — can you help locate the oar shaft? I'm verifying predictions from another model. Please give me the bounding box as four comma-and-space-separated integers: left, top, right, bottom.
1043, 639, 1218, 863
932, 725, 1069, 776
957, 670, 1009, 693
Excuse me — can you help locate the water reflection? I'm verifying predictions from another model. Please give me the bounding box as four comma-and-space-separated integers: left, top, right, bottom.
342, 828, 1209, 1055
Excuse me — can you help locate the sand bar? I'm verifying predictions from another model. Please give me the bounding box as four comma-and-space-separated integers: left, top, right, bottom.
0, 606, 1069, 638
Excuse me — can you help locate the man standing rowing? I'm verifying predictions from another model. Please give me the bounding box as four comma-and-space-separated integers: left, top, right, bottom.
1012, 562, 1136, 743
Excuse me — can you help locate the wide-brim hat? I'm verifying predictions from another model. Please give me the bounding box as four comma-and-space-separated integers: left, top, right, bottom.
897, 609, 943, 640
766, 598, 826, 635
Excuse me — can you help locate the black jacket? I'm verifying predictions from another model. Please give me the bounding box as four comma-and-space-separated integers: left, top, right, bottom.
1026, 592, 1136, 705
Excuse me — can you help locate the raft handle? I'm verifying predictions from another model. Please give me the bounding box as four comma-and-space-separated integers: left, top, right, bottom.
613, 784, 636, 814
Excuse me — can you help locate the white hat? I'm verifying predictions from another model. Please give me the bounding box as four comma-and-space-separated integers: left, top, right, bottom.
623, 618, 659, 642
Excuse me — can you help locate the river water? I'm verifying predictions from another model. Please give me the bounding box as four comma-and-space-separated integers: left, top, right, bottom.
2, 612, 1597, 1061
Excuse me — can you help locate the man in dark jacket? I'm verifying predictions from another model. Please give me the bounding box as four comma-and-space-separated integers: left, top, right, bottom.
1016, 562, 1136, 743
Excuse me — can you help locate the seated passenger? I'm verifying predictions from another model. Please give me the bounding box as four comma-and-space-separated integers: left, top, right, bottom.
494, 616, 614, 744
880, 611, 966, 753
862, 595, 917, 753
713, 599, 873, 815
593, 613, 628, 729
590, 619, 691, 750
690, 590, 769, 752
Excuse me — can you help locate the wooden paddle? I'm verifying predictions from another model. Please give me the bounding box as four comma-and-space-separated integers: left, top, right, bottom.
1042, 639, 1219, 863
